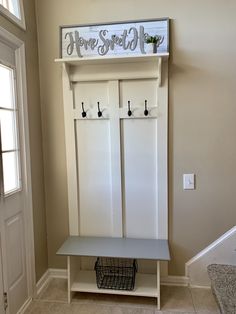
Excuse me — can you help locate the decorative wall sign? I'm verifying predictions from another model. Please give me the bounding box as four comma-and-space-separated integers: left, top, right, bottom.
60, 18, 169, 59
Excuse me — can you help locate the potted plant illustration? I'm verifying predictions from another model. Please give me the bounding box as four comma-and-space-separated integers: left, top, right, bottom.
145, 35, 164, 54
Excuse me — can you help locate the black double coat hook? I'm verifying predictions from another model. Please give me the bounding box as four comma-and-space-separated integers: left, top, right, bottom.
81, 102, 86, 118
127, 101, 132, 116
144, 100, 149, 116
97, 102, 102, 117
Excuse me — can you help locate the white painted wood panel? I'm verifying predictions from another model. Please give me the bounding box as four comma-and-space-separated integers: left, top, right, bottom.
120, 79, 158, 239
5, 214, 25, 287
75, 120, 112, 236
119, 79, 157, 109
74, 81, 113, 236
70, 61, 160, 82
62, 58, 168, 240
4, 212, 27, 314
122, 119, 157, 238
73, 81, 109, 113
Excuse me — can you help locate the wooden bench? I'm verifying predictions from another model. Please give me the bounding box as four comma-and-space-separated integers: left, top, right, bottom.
57, 236, 170, 309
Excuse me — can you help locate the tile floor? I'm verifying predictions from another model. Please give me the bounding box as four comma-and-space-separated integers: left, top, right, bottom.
24, 278, 220, 314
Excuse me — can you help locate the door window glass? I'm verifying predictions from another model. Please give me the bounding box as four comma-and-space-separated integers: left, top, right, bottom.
2, 151, 20, 193
0, 0, 25, 29
0, 64, 21, 195
0, 0, 21, 19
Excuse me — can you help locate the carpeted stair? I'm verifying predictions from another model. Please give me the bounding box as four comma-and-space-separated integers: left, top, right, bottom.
207, 264, 236, 313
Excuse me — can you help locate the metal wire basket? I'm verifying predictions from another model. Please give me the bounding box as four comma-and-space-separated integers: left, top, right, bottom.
95, 257, 137, 291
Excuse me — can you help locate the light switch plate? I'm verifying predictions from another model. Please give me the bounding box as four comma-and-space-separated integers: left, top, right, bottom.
183, 173, 195, 190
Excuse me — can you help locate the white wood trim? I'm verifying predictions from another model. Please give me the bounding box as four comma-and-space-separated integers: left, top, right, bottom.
108, 80, 123, 237
42, 268, 192, 288
55, 53, 169, 66
0, 24, 35, 302
62, 64, 80, 235
157, 59, 168, 239
0, 0, 26, 30
49, 268, 68, 279
0, 25, 22, 47
161, 275, 189, 287
71, 72, 159, 83
17, 297, 32, 314
189, 284, 211, 289
59, 54, 166, 87
16, 42, 36, 300
157, 57, 162, 87
160, 261, 168, 277
185, 225, 236, 275
68, 257, 72, 303
35, 268, 68, 297
18, 0, 25, 29
157, 261, 160, 309
185, 226, 236, 287
35, 270, 50, 297
38, 269, 210, 290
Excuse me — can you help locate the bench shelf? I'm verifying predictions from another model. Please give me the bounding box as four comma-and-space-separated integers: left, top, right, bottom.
57, 236, 170, 310
70, 270, 157, 297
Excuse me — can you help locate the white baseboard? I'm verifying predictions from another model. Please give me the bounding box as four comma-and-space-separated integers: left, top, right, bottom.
35, 269, 51, 296
49, 268, 67, 279
161, 275, 189, 287
185, 225, 236, 287
189, 284, 211, 289
36, 268, 190, 296
35, 268, 67, 296
185, 226, 236, 273
17, 297, 32, 314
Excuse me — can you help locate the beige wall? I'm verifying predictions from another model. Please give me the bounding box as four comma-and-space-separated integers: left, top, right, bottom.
35, 0, 236, 275
0, 0, 48, 281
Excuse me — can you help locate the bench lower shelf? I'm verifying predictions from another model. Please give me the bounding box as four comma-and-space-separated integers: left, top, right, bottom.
60, 237, 170, 309
70, 270, 158, 298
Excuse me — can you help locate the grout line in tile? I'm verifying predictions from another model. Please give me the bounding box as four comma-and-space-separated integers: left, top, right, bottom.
33, 299, 68, 304
189, 287, 197, 313
34, 295, 156, 311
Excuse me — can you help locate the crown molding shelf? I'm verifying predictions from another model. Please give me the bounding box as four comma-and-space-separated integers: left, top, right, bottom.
55, 53, 169, 87
55, 52, 169, 65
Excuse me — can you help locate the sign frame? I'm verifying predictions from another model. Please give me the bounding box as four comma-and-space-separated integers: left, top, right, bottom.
59, 18, 169, 59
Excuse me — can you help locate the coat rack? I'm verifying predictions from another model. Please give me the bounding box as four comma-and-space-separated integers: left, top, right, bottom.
78, 100, 156, 120
56, 24, 169, 310
58, 52, 168, 241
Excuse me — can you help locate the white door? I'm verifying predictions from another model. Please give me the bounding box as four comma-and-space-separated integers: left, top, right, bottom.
0, 39, 30, 314
0, 246, 4, 314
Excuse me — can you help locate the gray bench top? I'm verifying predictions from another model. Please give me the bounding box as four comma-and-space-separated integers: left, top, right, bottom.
57, 236, 170, 260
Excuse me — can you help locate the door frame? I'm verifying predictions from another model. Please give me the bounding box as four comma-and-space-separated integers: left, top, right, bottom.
0, 25, 35, 306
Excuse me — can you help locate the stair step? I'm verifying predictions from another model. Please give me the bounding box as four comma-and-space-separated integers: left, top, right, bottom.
207, 264, 236, 313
